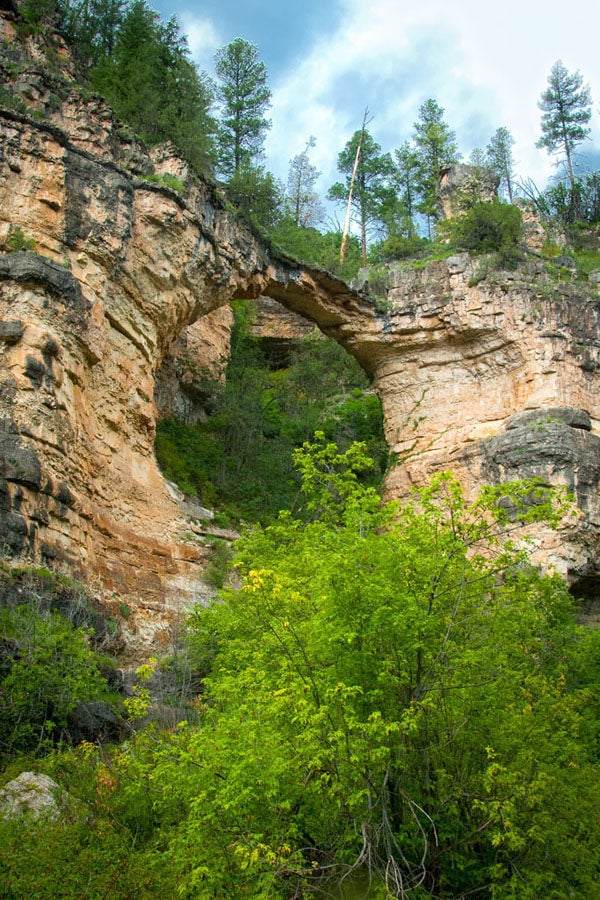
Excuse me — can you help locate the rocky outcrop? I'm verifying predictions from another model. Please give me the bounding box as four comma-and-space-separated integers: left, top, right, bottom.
0, 19, 379, 650
438, 163, 500, 219
370, 254, 600, 594
0, 772, 64, 820
1, 17, 600, 645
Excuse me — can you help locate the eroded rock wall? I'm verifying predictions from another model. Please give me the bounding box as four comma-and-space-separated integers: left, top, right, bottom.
0, 20, 376, 647
2, 17, 600, 644
371, 254, 600, 585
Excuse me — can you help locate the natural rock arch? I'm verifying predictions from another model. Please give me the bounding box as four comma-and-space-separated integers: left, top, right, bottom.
2, 97, 600, 647
0, 106, 401, 635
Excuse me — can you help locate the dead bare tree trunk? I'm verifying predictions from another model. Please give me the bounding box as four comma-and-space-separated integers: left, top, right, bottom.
340, 108, 371, 266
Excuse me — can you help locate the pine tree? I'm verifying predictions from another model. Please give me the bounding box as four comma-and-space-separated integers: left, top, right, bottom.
486, 127, 515, 201
392, 140, 421, 234
214, 38, 271, 178
286, 137, 323, 228
89, 1, 214, 172
536, 60, 592, 195
413, 99, 459, 236
328, 129, 394, 264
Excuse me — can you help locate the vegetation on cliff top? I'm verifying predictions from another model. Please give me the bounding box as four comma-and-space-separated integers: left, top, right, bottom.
4, 0, 599, 264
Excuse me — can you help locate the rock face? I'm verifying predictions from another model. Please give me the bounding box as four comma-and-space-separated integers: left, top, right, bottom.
372, 256, 600, 594
0, 772, 64, 820
437, 163, 500, 219
154, 307, 234, 424
0, 18, 379, 647
1, 17, 600, 642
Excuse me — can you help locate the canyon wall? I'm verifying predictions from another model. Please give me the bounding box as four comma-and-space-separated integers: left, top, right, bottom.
0, 16, 380, 647
363, 256, 600, 596
1, 17, 600, 647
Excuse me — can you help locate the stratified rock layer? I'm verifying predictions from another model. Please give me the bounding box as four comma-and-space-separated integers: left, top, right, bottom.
372, 256, 600, 588
1, 19, 600, 641
0, 55, 377, 645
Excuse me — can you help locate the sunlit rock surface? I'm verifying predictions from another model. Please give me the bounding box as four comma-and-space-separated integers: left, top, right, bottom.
1, 15, 599, 647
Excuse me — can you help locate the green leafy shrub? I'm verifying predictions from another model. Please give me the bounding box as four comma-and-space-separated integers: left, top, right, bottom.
0, 603, 111, 762
164, 441, 599, 897
270, 217, 363, 279
143, 172, 186, 192
379, 232, 427, 260
7, 228, 36, 252
204, 539, 233, 589
2, 444, 599, 898
0, 806, 178, 898
449, 198, 523, 260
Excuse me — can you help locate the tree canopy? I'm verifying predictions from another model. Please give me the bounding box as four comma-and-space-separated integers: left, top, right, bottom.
214, 37, 272, 178
285, 137, 324, 228
486, 126, 515, 201
65, 0, 216, 172
413, 98, 459, 234
328, 128, 395, 264
537, 60, 592, 195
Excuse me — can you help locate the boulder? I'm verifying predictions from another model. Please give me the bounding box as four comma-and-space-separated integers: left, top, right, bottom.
0, 772, 63, 820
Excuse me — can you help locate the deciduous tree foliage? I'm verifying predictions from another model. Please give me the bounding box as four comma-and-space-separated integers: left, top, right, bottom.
0, 602, 109, 762
2, 441, 600, 897
165, 444, 599, 897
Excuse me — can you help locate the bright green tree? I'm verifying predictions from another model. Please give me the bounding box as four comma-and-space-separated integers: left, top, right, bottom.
214, 37, 271, 178
0, 603, 109, 761
156, 439, 599, 898
3, 443, 600, 898
536, 60, 592, 198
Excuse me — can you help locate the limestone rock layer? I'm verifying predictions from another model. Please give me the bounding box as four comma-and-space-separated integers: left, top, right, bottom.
1, 19, 600, 643
0, 69, 376, 642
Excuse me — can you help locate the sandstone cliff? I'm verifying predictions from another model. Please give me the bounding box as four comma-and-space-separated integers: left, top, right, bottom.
360, 255, 600, 599
1, 16, 599, 648
0, 15, 378, 648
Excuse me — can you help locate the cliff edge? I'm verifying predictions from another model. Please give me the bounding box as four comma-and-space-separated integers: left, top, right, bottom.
1, 16, 599, 646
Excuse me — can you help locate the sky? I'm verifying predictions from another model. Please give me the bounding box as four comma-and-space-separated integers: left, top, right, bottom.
152, 0, 600, 218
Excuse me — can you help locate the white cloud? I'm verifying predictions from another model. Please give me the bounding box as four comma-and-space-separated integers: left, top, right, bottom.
179, 11, 222, 71
265, 0, 600, 197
